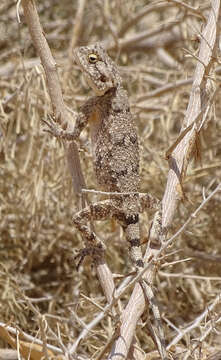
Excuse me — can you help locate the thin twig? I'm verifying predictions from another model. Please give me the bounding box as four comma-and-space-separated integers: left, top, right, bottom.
168, 292, 221, 348
69, 183, 221, 355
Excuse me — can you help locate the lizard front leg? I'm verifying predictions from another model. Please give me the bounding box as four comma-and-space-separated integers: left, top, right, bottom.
43, 96, 99, 141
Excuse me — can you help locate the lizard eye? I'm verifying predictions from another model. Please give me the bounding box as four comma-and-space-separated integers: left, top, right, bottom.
88, 53, 98, 64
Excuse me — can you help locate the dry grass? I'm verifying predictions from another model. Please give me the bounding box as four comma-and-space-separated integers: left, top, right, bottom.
0, 0, 221, 359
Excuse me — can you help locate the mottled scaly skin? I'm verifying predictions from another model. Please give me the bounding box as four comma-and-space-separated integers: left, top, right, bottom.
90, 85, 143, 266
44, 43, 167, 360
92, 87, 139, 194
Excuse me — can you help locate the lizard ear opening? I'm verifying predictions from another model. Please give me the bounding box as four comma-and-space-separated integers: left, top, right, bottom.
88, 53, 98, 64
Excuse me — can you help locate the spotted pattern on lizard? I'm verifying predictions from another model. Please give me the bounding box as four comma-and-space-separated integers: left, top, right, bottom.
44, 43, 168, 360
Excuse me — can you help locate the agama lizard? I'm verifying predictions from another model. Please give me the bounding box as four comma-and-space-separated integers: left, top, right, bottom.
44, 43, 168, 359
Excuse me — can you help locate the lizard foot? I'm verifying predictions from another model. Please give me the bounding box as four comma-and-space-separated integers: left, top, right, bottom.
42, 115, 64, 138
74, 243, 105, 270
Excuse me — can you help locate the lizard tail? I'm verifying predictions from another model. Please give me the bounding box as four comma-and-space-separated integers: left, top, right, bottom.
141, 280, 168, 360
123, 212, 168, 360
123, 213, 144, 268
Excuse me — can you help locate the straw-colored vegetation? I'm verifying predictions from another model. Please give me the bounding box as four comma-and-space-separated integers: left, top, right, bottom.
0, 1, 221, 359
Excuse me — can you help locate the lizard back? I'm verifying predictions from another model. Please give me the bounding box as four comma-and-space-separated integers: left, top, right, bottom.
74, 43, 140, 194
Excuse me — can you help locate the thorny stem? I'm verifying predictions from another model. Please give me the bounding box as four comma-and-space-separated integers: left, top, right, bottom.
168, 292, 221, 348
69, 183, 221, 355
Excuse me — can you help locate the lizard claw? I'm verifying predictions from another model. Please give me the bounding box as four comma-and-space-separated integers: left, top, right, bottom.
74, 243, 105, 270
42, 115, 63, 138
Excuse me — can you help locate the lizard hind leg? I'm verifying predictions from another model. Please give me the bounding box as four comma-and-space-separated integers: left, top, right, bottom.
72, 200, 119, 268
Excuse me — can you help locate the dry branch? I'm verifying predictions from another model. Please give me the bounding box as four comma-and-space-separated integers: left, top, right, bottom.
21, 0, 115, 314
168, 291, 221, 348
64, 0, 86, 86
118, 1, 175, 37
108, 1, 221, 358
106, 18, 182, 52
69, 182, 220, 359
0, 323, 63, 355
162, 0, 220, 229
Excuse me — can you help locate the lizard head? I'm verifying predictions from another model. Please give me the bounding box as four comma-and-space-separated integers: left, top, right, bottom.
73, 43, 122, 96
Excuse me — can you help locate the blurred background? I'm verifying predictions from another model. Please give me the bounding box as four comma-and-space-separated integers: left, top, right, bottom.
0, 0, 221, 358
